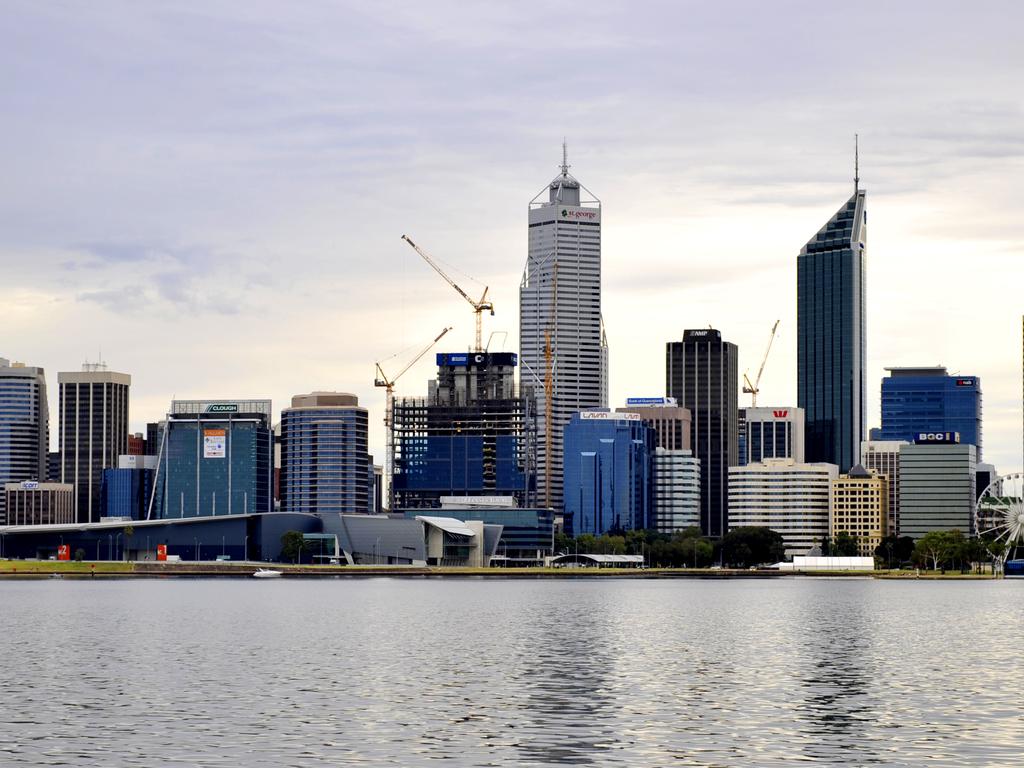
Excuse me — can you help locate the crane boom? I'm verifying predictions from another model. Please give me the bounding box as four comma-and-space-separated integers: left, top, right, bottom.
742, 319, 780, 407
374, 326, 451, 509
401, 234, 494, 352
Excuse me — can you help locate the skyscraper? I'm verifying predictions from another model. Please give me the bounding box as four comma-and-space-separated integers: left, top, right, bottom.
0, 358, 49, 525
666, 329, 739, 538
797, 181, 867, 472
870, 367, 982, 455
519, 146, 607, 512
392, 352, 535, 509
59, 363, 130, 523
280, 392, 370, 515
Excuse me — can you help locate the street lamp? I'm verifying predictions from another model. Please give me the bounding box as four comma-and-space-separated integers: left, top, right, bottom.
115, 533, 123, 562
194, 537, 199, 561
243, 534, 249, 562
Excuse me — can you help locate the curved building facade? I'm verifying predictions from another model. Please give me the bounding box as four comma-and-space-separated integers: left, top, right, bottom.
280, 392, 369, 515
0, 359, 49, 525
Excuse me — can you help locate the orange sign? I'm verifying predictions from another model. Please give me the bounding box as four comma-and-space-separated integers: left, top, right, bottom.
156, 544, 168, 561
57, 544, 70, 561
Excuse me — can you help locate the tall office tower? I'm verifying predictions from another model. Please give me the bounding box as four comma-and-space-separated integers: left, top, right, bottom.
562, 411, 655, 536
519, 147, 607, 513
861, 440, 909, 537
869, 367, 982, 456
392, 352, 535, 509
59, 363, 130, 523
742, 407, 805, 465
797, 182, 867, 472
0, 359, 49, 525
666, 329, 739, 538
280, 392, 369, 515
150, 399, 273, 519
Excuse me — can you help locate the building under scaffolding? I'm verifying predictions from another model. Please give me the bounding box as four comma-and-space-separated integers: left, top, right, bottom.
392, 352, 536, 509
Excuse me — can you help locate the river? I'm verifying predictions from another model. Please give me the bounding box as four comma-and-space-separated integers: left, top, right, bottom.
2, 577, 1022, 766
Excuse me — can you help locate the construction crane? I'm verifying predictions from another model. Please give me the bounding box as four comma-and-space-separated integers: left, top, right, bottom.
401, 234, 494, 353
743, 319, 780, 407
375, 326, 451, 508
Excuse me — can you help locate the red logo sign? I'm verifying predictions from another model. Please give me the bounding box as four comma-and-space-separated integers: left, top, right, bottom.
57, 544, 70, 561
773, 410, 788, 418
156, 544, 168, 562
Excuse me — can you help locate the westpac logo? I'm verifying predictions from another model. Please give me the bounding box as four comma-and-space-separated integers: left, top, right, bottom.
773, 410, 788, 418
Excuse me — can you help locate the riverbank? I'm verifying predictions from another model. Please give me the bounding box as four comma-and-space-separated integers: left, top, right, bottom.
0, 560, 1000, 579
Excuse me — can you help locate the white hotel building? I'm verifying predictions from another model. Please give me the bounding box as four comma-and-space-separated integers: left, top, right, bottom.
728, 459, 839, 556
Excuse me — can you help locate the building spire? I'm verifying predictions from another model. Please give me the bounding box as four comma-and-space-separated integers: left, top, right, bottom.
854, 133, 860, 193
561, 138, 570, 177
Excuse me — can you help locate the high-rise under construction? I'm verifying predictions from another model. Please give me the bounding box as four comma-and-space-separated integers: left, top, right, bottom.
391, 352, 536, 509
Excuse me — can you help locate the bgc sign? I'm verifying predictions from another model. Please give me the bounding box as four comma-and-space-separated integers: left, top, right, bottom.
915, 432, 961, 444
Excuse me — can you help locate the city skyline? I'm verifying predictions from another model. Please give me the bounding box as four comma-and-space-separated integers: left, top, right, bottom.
2, 3, 1022, 474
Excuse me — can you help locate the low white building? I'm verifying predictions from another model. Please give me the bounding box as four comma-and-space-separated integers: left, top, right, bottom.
728, 459, 838, 556
776, 556, 875, 571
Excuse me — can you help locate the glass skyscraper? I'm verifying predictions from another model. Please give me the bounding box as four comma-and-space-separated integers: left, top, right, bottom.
666, 329, 739, 538
150, 400, 272, 519
562, 411, 654, 536
797, 187, 867, 473
869, 367, 982, 455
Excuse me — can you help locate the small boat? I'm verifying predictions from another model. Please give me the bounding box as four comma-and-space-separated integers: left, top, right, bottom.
252, 568, 283, 579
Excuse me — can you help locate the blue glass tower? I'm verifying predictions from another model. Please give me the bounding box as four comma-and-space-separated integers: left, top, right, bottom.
150, 400, 273, 519
562, 412, 655, 536
797, 186, 866, 473
870, 367, 982, 454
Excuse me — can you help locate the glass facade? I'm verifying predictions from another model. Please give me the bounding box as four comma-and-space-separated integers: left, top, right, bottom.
562, 413, 655, 536
402, 507, 553, 564
280, 405, 369, 515
151, 405, 272, 519
101, 467, 154, 520
666, 330, 739, 538
797, 190, 866, 473
870, 368, 982, 455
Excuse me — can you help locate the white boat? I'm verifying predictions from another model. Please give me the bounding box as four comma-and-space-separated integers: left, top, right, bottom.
252, 568, 283, 579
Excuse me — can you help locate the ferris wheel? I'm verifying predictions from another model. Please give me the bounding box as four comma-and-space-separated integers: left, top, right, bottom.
975, 472, 1024, 564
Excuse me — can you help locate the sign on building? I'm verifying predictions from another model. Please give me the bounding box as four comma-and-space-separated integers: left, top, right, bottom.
203, 428, 227, 458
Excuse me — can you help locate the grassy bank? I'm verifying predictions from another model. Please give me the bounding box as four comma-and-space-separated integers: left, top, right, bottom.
0, 560, 1000, 579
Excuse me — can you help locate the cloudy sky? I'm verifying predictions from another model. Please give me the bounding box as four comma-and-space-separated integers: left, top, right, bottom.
3, 1, 1022, 471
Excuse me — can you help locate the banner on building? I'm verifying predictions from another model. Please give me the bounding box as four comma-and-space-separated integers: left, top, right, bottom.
203, 429, 227, 458
57, 544, 70, 561
156, 544, 168, 562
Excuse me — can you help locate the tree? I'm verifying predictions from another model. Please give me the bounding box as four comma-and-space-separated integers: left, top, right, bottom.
832, 531, 860, 557
717, 527, 785, 567
874, 535, 915, 568
913, 530, 965, 571
74, 548, 85, 562
280, 530, 307, 563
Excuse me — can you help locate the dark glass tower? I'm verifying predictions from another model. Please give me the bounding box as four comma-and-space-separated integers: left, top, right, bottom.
666, 330, 738, 538
797, 187, 866, 472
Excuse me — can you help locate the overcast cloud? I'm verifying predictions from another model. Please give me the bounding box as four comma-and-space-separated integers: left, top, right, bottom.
2, 0, 1022, 471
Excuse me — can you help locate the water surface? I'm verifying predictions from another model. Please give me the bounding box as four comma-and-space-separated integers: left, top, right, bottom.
2, 577, 1022, 766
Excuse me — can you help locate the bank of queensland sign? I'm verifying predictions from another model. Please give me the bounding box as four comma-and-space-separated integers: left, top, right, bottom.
915, 431, 961, 444
205, 403, 239, 414
558, 205, 600, 223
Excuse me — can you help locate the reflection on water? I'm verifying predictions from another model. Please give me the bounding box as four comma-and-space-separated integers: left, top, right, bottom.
2, 577, 1023, 766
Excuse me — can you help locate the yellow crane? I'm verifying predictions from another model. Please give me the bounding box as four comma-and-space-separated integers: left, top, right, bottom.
375, 326, 451, 508
401, 234, 494, 352
742, 319, 780, 407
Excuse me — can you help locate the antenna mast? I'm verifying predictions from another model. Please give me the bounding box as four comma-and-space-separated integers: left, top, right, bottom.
854, 133, 860, 193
